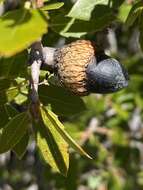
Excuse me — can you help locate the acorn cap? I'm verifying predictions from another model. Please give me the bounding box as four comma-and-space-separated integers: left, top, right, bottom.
55, 40, 95, 96
54, 40, 129, 96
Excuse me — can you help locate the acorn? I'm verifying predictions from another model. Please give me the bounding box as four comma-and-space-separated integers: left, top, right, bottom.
43, 40, 129, 96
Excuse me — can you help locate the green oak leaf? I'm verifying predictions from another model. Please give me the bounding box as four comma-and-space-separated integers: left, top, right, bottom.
34, 106, 69, 176
43, 107, 92, 159
0, 8, 47, 57
68, 0, 108, 21
0, 112, 30, 153
13, 132, 29, 159
39, 85, 86, 116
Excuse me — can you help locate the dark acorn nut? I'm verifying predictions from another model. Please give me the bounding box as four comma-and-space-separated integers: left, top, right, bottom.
53, 40, 129, 96
86, 58, 129, 94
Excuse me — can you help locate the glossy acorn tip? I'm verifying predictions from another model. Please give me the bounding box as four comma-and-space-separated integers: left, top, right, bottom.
86, 58, 129, 94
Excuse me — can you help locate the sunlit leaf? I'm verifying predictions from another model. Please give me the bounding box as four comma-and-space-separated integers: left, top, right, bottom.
43, 107, 92, 159
0, 79, 19, 104
111, 0, 125, 8
42, 2, 64, 11
118, 3, 132, 22
34, 106, 69, 176
0, 9, 47, 57
68, 0, 108, 21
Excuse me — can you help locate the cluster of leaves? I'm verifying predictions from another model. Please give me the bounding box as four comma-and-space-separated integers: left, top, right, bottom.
0, 0, 143, 179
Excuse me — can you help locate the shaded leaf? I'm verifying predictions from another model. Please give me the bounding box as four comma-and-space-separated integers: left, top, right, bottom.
43, 107, 92, 159
39, 85, 86, 116
68, 0, 108, 21
0, 8, 47, 57
13, 132, 29, 159
57, 17, 86, 38
0, 51, 27, 78
0, 112, 30, 153
34, 106, 69, 176
139, 11, 143, 52
139, 30, 143, 52
0, 104, 18, 129
50, 6, 115, 38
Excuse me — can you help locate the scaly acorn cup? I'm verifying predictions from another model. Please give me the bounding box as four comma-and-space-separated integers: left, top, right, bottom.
43, 40, 129, 96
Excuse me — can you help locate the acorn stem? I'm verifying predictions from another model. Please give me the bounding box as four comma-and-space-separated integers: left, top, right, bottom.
30, 41, 43, 104
42, 47, 56, 70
